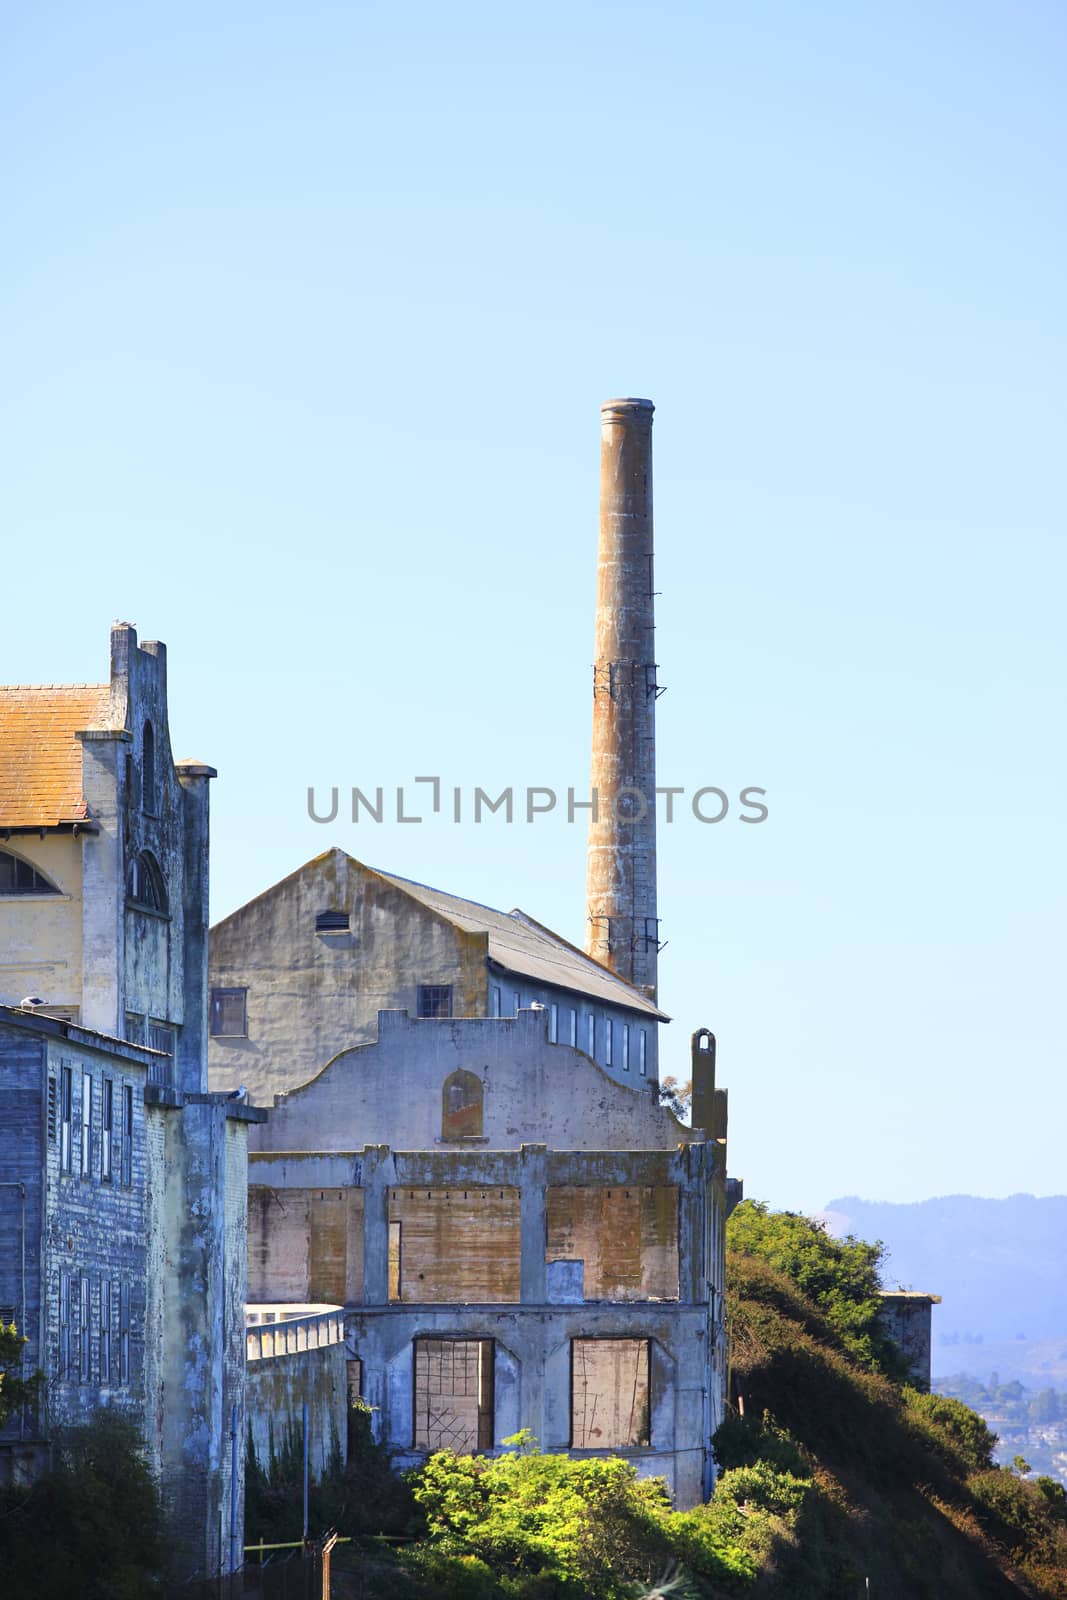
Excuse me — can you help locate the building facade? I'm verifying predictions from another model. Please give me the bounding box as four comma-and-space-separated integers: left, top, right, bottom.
208, 847, 667, 1106
244, 1011, 728, 1506
0, 624, 261, 1580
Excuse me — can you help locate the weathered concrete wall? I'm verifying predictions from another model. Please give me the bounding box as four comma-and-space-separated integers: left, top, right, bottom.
209, 852, 489, 1104
246, 1341, 348, 1479
252, 1009, 688, 1156
208, 849, 662, 1101
878, 1292, 939, 1389
348, 1301, 711, 1507
248, 1187, 364, 1304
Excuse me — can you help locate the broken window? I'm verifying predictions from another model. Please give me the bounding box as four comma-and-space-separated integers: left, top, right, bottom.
127, 851, 166, 912
60, 1065, 72, 1173
413, 1338, 494, 1453
571, 1338, 650, 1449
417, 985, 453, 1018
546, 1186, 679, 1301
441, 1069, 484, 1140
316, 909, 350, 933
210, 988, 247, 1037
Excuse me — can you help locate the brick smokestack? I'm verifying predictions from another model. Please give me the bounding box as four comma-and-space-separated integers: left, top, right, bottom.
585, 397, 660, 1001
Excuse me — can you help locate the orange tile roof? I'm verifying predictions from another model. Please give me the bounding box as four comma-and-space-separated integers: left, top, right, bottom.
0, 685, 114, 827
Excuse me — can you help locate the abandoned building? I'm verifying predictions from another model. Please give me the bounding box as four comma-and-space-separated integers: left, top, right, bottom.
0, 623, 262, 1580
212, 399, 734, 1506
245, 1016, 728, 1504
207, 847, 668, 1106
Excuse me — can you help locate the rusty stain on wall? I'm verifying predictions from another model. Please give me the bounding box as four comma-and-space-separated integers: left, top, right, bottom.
248, 1186, 364, 1304
547, 1186, 678, 1301
388, 1188, 520, 1302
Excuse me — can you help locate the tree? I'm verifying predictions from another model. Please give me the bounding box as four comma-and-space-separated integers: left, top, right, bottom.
0, 1318, 40, 1429
726, 1201, 908, 1379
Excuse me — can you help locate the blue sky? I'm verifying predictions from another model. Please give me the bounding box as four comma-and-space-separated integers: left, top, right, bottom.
3, 1, 1064, 1211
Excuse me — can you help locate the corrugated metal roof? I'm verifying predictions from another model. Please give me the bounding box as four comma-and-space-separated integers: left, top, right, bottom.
374, 866, 668, 1020
0, 684, 112, 827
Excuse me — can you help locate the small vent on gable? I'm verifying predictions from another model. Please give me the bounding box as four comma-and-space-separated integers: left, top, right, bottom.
316, 910, 350, 934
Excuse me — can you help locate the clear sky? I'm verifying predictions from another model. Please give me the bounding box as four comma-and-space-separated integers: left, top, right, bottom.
4, 2, 1064, 1212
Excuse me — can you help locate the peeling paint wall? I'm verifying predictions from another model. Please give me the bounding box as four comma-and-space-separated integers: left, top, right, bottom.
246, 1341, 347, 1479
248, 1186, 364, 1304
388, 1188, 521, 1303
251, 1009, 688, 1156
546, 1186, 679, 1302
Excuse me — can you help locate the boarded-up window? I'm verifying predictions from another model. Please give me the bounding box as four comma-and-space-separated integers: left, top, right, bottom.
247, 1187, 364, 1304
414, 1338, 494, 1453
388, 1189, 520, 1302
441, 1069, 484, 1140
546, 1187, 679, 1301
210, 988, 247, 1037
571, 1339, 650, 1449
388, 1221, 402, 1302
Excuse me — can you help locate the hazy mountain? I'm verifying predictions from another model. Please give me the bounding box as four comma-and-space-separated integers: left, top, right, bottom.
820, 1194, 1067, 1347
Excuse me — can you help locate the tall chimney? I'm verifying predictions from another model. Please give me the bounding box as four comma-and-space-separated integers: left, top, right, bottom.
585, 397, 660, 1001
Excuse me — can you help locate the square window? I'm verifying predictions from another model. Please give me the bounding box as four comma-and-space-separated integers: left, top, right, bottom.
210, 988, 247, 1037
417, 985, 453, 1019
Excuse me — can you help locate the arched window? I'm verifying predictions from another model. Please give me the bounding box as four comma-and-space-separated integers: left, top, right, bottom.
0, 848, 60, 895
127, 851, 167, 913
142, 721, 156, 814
441, 1069, 484, 1140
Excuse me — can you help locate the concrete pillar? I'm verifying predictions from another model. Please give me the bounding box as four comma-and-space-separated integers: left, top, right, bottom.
677, 1143, 708, 1304
585, 397, 660, 1001
175, 762, 217, 1096
361, 1146, 391, 1305
519, 1143, 547, 1304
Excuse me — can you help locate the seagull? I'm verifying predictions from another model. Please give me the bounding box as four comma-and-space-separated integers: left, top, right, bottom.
226, 1085, 248, 1102
20, 996, 45, 1009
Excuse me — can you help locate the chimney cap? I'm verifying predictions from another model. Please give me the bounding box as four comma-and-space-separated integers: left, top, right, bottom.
601, 397, 654, 413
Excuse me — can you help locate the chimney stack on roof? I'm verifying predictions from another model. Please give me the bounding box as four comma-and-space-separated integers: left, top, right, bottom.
584, 397, 660, 1002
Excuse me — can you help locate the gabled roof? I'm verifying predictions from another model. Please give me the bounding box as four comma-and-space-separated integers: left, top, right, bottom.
0, 684, 113, 828
374, 865, 668, 1021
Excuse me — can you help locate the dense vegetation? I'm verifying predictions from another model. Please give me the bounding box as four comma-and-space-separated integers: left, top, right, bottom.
0, 1411, 167, 1599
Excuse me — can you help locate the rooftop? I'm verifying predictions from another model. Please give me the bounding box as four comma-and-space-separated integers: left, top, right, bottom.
0, 683, 113, 828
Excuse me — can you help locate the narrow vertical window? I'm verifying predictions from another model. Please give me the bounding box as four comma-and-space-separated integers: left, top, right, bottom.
621, 1025, 630, 1071
569, 1009, 578, 1047
388, 1222, 402, 1302
60, 1066, 72, 1173
587, 1014, 595, 1057
102, 1080, 114, 1180
638, 1031, 647, 1077
549, 1003, 559, 1043
100, 1280, 111, 1384
81, 1073, 93, 1176
513, 993, 521, 1017
59, 1272, 71, 1377
47, 1076, 58, 1142
142, 721, 156, 813
605, 1019, 613, 1067
490, 985, 502, 1018
119, 1282, 130, 1384
80, 1276, 91, 1382
121, 1085, 133, 1184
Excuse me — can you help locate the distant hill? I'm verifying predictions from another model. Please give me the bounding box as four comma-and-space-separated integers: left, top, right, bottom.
821, 1194, 1067, 1348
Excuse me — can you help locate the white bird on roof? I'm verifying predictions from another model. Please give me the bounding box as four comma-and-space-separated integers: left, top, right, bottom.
20, 996, 45, 1009
226, 1085, 248, 1102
